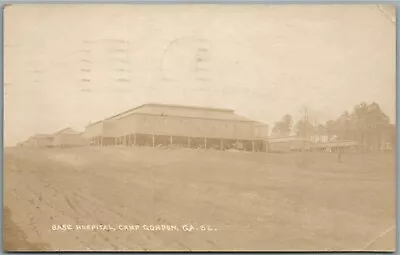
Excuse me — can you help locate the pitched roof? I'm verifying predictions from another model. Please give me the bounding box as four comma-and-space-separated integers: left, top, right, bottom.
88, 103, 259, 126
34, 134, 52, 137
30, 134, 53, 140
53, 127, 81, 135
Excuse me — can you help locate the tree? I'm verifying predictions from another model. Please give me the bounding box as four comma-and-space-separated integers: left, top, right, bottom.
272, 114, 293, 136
277, 101, 393, 151
325, 120, 336, 138
295, 119, 314, 138
387, 124, 396, 150
350, 102, 391, 150
295, 106, 313, 139
334, 111, 353, 140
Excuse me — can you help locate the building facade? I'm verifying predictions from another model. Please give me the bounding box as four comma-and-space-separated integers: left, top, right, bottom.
52, 128, 87, 147
84, 103, 269, 152
268, 135, 311, 153
23, 134, 54, 148
311, 140, 360, 152
309, 133, 330, 143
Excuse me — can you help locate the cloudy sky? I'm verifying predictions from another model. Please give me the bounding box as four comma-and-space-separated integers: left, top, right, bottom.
4, 4, 396, 146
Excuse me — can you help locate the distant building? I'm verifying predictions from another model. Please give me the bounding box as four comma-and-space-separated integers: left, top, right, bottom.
309, 133, 330, 143
312, 140, 360, 152
84, 103, 269, 152
24, 134, 54, 148
268, 135, 311, 153
52, 127, 87, 147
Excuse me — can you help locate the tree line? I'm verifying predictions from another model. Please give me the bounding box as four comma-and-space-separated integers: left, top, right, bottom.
271, 102, 396, 151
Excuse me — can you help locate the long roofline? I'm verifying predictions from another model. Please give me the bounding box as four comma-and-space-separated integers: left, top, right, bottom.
52, 127, 71, 135
86, 103, 236, 127
32, 133, 53, 138
53, 127, 82, 135
146, 103, 234, 112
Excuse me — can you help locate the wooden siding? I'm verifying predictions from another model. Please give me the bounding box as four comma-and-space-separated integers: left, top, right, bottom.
268, 136, 312, 152
100, 113, 267, 140
24, 136, 54, 148
111, 103, 254, 122
269, 140, 311, 152
53, 134, 87, 147
84, 122, 103, 138
254, 124, 269, 139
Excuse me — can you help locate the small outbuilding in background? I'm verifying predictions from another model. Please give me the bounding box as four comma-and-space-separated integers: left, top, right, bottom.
52, 127, 87, 148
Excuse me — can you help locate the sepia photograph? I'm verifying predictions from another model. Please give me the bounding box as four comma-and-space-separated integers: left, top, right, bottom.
3, 4, 396, 252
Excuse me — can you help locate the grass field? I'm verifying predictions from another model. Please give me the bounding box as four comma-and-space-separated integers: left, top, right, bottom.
3, 146, 396, 251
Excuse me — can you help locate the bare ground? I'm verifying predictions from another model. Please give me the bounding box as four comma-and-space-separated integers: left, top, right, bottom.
3, 147, 396, 251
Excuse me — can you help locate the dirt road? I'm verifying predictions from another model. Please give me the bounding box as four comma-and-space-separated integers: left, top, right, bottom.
3, 147, 396, 251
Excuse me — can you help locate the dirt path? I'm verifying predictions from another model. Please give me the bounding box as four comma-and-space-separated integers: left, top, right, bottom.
3, 147, 396, 251
3, 206, 50, 251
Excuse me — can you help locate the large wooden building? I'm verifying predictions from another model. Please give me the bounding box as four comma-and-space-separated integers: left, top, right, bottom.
84, 103, 269, 152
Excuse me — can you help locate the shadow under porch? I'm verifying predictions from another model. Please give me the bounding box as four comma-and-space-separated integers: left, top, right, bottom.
90, 134, 268, 152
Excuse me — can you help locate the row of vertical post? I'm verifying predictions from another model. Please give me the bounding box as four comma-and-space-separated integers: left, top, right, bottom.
93, 134, 263, 152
